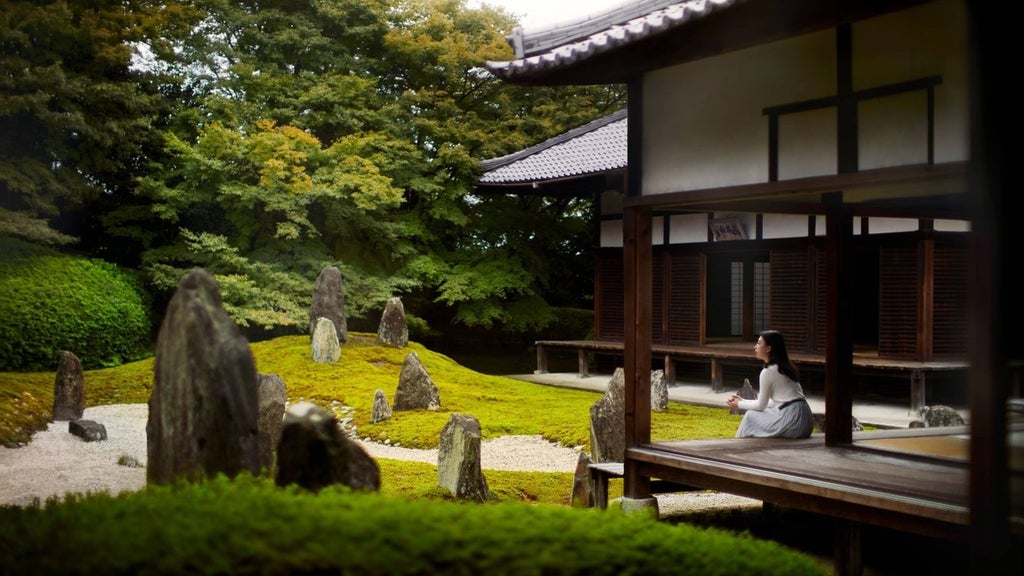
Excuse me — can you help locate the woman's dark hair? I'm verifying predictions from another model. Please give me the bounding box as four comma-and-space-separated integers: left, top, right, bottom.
759, 329, 800, 383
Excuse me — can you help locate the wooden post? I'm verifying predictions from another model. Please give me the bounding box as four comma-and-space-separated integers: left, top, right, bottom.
535, 344, 548, 374
577, 349, 589, 378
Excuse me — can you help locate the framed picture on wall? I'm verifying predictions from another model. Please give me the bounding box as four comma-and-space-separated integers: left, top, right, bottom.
709, 217, 747, 241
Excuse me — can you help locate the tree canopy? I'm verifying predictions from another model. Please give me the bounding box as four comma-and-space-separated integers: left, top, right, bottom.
0, 0, 624, 340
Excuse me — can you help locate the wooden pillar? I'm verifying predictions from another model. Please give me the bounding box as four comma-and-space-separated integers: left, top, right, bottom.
967, 4, 1013, 573
535, 344, 548, 374
824, 192, 854, 445
622, 204, 652, 501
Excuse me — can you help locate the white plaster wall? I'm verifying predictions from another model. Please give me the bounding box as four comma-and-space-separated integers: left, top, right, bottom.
600, 219, 622, 248
854, 0, 969, 167
762, 213, 810, 239
643, 29, 835, 195
641, 0, 969, 195
934, 219, 970, 233
868, 217, 919, 235
669, 213, 708, 244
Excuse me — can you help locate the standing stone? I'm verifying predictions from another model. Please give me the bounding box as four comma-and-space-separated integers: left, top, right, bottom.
651, 369, 669, 411
52, 350, 85, 421
730, 378, 757, 415
257, 373, 288, 472
371, 389, 392, 423
309, 266, 347, 343
393, 352, 440, 411
570, 451, 595, 508
275, 402, 380, 493
376, 297, 408, 348
311, 317, 341, 363
147, 268, 261, 486
437, 413, 489, 502
589, 368, 626, 463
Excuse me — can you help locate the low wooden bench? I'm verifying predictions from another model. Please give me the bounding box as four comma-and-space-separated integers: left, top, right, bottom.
535, 339, 969, 413
588, 461, 697, 509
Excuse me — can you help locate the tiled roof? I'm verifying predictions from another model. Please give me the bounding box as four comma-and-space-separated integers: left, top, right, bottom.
478, 109, 626, 185
487, 0, 739, 80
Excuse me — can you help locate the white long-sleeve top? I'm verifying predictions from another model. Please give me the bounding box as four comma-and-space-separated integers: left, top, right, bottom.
736, 364, 805, 411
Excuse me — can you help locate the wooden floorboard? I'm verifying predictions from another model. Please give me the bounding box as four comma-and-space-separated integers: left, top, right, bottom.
624, 426, 1024, 542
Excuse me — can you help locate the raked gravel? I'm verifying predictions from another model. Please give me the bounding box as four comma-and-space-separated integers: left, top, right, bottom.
0, 403, 760, 515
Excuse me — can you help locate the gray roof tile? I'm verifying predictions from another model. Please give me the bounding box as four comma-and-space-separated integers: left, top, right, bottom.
478, 110, 626, 184
488, 0, 739, 80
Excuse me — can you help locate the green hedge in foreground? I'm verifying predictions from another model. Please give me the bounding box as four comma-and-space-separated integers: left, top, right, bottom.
0, 475, 827, 576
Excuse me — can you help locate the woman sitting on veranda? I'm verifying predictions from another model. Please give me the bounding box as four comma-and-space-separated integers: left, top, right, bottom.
725, 330, 815, 438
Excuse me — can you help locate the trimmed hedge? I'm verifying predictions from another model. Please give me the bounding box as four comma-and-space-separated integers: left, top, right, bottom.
0, 475, 828, 575
0, 237, 153, 371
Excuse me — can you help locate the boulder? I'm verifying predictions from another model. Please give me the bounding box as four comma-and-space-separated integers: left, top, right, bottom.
589, 368, 626, 463
311, 317, 341, 363
393, 352, 440, 411
52, 350, 84, 421
651, 369, 669, 411
437, 413, 489, 502
910, 405, 966, 428
371, 389, 392, 423
275, 402, 380, 493
146, 268, 262, 485
376, 297, 408, 348
257, 373, 288, 472
570, 451, 595, 508
309, 265, 347, 343
730, 378, 757, 415
69, 420, 106, 442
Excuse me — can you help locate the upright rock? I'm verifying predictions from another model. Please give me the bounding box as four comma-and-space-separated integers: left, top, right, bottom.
371, 389, 392, 423
52, 350, 85, 421
589, 368, 626, 463
257, 373, 288, 472
275, 402, 380, 493
651, 369, 668, 411
309, 265, 347, 343
570, 451, 595, 508
147, 268, 262, 485
393, 352, 440, 411
730, 378, 757, 415
311, 317, 341, 363
437, 413, 489, 502
376, 297, 408, 348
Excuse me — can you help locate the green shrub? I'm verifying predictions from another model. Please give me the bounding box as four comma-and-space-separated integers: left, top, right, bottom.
0, 237, 153, 371
0, 475, 827, 576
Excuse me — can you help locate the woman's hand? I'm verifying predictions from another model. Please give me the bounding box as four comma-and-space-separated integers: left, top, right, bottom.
725, 394, 741, 409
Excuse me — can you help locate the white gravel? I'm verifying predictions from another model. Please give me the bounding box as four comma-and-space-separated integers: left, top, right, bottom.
0, 403, 760, 515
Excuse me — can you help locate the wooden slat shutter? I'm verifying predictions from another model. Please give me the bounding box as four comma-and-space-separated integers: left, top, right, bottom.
653, 249, 665, 344
667, 251, 702, 345
813, 246, 827, 354
595, 251, 624, 341
933, 242, 968, 357
878, 245, 919, 359
770, 248, 812, 353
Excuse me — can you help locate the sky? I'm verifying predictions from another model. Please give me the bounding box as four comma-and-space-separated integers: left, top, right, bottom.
474, 0, 631, 29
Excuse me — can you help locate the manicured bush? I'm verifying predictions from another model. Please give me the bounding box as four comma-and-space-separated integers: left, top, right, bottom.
0, 237, 153, 371
0, 475, 828, 576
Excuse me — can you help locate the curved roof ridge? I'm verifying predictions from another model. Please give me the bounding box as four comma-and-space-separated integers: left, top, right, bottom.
489, 0, 739, 80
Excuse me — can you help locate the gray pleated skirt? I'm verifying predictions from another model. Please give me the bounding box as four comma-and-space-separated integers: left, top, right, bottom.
735, 398, 815, 438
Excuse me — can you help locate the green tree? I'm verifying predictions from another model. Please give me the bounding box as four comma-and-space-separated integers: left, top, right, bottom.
0, 0, 170, 248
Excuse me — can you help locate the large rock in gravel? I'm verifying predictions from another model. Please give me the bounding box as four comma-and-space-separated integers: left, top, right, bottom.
589, 369, 626, 463
311, 317, 341, 363
147, 268, 262, 486
52, 350, 85, 421
257, 373, 288, 471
